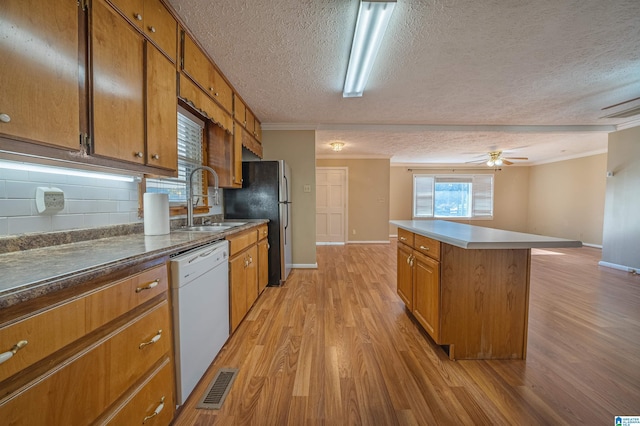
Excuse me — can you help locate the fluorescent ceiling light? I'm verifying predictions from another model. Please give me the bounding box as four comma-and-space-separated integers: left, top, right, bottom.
0, 160, 137, 182
343, 0, 396, 98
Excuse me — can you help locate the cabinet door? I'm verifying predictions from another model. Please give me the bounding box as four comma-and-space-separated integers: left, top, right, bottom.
234, 95, 246, 126
413, 252, 440, 342
255, 119, 262, 143
258, 237, 269, 294
397, 243, 413, 310
229, 254, 248, 333
108, 0, 144, 30
246, 246, 258, 309
182, 33, 211, 96
207, 121, 233, 188
91, 0, 145, 164
246, 109, 255, 136
0, 0, 79, 150
146, 45, 177, 171
232, 125, 243, 186
210, 68, 233, 113
143, 0, 177, 62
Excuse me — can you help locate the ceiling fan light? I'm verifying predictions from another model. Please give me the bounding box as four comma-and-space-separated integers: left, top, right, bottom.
495, 158, 503, 166
486, 160, 494, 167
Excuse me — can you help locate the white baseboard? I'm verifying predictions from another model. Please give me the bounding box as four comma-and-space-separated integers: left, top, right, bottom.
598, 260, 639, 273
316, 242, 345, 246
389, 234, 398, 238
292, 263, 318, 269
582, 243, 603, 249
347, 240, 390, 244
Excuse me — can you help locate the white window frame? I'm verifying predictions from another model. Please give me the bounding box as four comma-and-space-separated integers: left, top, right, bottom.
413, 174, 494, 220
146, 107, 207, 207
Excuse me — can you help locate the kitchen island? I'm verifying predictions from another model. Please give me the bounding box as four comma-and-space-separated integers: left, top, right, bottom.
391, 220, 582, 360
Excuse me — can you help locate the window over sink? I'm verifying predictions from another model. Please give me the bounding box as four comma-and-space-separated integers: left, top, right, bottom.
144, 107, 209, 213
413, 174, 494, 219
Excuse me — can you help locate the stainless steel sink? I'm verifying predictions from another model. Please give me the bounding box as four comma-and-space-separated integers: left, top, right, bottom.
176, 222, 247, 232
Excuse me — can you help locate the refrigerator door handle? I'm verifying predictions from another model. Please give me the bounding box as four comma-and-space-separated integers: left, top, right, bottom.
283, 174, 289, 203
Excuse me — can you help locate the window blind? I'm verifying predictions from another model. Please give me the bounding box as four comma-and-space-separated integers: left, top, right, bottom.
413, 174, 494, 219
146, 110, 204, 203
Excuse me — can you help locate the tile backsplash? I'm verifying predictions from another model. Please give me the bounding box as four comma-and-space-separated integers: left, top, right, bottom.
0, 167, 141, 236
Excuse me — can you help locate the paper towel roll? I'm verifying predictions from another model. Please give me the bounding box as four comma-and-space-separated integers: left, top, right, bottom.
143, 193, 170, 235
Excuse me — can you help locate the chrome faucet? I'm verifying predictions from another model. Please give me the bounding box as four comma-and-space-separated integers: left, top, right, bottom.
187, 165, 219, 227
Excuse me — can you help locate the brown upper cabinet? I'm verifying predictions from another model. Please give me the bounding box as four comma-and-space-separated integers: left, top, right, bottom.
0, 0, 80, 151
108, 0, 177, 62
233, 93, 263, 146
90, 0, 177, 172
181, 33, 233, 114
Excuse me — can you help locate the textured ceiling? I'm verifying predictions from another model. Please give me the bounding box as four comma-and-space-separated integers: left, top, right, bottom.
166, 0, 640, 165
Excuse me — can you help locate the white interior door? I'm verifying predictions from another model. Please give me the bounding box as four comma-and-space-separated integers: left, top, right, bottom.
316, 167, 347, 244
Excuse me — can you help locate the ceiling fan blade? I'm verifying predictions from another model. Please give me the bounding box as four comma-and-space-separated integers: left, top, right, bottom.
502, 159, 514, 165
503, 157, 528, 160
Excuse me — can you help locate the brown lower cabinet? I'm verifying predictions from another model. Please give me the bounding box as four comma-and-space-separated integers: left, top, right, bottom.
228, 224, 269, 333
0, 264, 175, 425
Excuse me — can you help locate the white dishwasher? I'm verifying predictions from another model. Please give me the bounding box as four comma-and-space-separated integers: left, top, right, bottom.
170, 239, 229, 405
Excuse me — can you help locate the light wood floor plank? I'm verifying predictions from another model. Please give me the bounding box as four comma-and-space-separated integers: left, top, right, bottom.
172, 243, 640, 425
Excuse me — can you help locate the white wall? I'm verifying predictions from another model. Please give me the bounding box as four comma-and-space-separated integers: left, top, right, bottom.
601, 126, 640, 270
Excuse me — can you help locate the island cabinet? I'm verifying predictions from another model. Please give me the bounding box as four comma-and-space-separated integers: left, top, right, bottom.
227, 228, 259, 333
397, 228, 441, 342
0, 0, 80, 150
91, 0, 177, 172
0, 263, 176, 425
395, 224, 532, 360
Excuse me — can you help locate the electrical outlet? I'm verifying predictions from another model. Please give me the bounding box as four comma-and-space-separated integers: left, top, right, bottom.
36, 187, 65, 214
303, 184, 311, 193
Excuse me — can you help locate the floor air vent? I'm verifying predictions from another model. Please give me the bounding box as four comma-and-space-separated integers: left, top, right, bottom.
196, 368, 239, 410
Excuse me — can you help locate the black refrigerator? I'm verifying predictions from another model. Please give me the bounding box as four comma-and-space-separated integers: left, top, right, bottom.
224, 160, 292, 286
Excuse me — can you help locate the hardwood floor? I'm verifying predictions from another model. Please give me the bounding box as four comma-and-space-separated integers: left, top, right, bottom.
172, 242, 640, 425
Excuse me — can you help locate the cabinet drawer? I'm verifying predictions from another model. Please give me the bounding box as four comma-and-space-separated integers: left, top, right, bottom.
0, 265, 167, 386
0, 301, 171, 425
257, 224, 268, 240
414, 234, 440, 260
0, 297, 86, 383
86, 264, 168, 331
106, 300, 171, 404
397, 228, 414, 247
228, 229, 258, 257
102, 357, 175, 425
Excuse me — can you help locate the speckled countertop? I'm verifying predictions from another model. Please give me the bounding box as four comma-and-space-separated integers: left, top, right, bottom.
0, 220, 267, 310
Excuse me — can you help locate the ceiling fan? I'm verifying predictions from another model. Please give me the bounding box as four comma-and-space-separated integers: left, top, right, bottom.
468, 151, 529, 167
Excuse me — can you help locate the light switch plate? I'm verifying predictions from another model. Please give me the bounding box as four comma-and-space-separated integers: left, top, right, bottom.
36, 187, 65, 214
303, 184, 311, 193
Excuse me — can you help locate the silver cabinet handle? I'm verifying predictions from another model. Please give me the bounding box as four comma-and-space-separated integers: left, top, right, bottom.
151, 154, 160, 160
142, 396, 165, 424
148, 26, 156, 33
419, 245, 430, 251
136, 279, 159, 293
0, 113, 11, 123
134, 13, 142, 21
139, 330, 162, 349
135, 151, 143, 158
0, 340, 28, 365
399, 236, 407, 241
